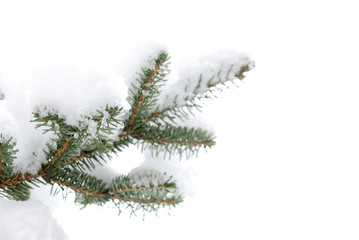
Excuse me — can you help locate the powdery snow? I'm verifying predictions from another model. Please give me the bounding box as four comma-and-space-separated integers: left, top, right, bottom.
0, 198, 69, 240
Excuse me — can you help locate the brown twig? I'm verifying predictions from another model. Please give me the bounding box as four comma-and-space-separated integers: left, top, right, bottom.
68, 152, 88, 163
50, 139, 72, 165
50, 178, 105, 197
0, 171, 45, 188
135, 135, 213, 147
113, 195, 177, 205
110, 184, 167, 194
146, 109, 169, 122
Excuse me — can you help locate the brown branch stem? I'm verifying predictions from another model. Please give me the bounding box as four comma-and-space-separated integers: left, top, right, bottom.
112, 195, 177, 205
135, 135, 213, 147
50, 178, 105, 197
50, 139, 72, 165
0, 171, 45, 188
146, 110, 168, 121
110, 184, 167, 194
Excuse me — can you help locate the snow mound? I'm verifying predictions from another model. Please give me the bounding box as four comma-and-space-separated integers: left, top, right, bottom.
0, 198, 69, 240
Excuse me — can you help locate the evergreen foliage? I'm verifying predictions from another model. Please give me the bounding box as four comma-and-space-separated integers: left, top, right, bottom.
0, 51, 254, 215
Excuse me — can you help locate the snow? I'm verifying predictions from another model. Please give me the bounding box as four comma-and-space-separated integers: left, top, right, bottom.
0, 198, 69, 240
28, 63, 129, 125
0, 104, 17, 142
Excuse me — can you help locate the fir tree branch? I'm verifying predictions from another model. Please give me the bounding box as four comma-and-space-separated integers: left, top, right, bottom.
0, 50, 253, 215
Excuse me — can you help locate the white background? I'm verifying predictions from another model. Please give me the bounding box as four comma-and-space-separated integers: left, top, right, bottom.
1, 0, 359, 239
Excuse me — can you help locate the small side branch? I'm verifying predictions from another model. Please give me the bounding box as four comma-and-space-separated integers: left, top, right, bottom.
131, 125, 215, 157
146, 61, 254, 123
128, 59, 165, 127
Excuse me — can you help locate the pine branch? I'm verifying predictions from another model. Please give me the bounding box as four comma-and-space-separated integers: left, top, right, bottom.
0, 50, 253, 216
